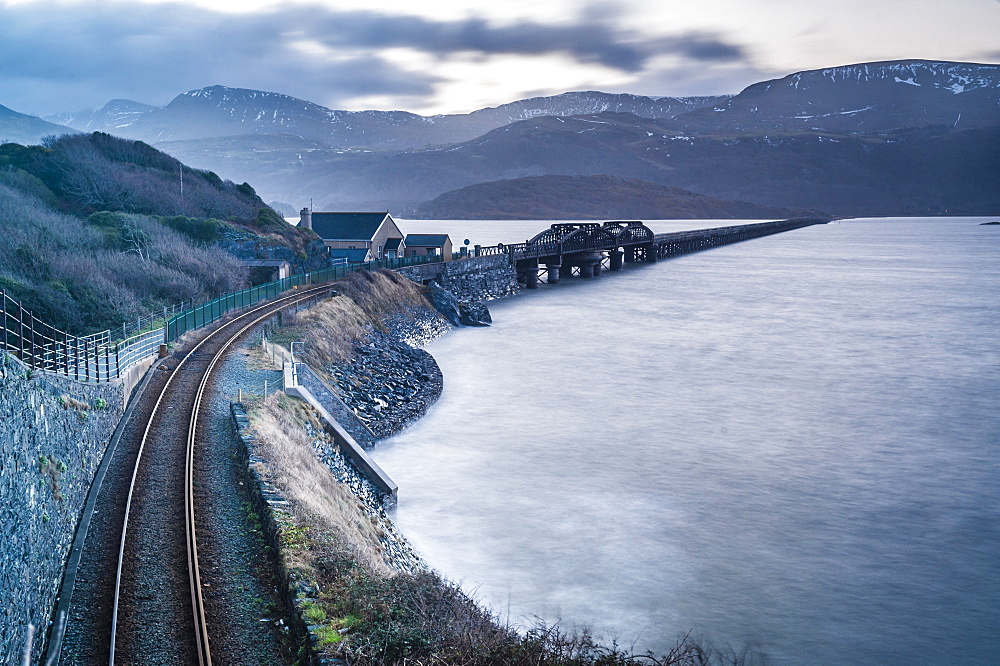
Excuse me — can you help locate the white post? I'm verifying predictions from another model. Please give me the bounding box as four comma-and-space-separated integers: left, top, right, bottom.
21, 624, 34, 666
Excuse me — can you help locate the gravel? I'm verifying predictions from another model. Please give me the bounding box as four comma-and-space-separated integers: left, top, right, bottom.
197, 339, 296, 665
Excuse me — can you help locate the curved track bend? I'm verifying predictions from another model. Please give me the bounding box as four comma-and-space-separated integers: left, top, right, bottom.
56, 285, 332, 665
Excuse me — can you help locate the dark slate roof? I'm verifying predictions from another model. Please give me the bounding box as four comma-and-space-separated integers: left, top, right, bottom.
242, 259, 290, 267
311, 212, 390, 241
384, 237, 403, 251
328, 248, 372, 262
405, 234, 450, 246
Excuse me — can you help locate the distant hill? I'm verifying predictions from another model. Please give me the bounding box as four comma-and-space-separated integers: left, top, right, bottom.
158, 112, 1000, 217
414, 175, 823, 219
0, 105, 77, 145
48, 87, 728, 149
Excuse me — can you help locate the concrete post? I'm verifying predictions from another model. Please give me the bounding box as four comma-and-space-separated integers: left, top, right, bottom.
574, 252, 602, 278
609, 250, 624, 270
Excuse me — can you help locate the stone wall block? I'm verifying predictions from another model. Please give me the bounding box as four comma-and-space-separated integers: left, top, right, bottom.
0, 354, 124, 666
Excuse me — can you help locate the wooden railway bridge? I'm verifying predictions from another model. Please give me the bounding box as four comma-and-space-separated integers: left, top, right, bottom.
481, 218, 829, 287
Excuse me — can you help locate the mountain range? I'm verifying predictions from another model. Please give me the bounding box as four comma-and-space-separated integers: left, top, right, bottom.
5, 58, 999, 217
45, 88, 728, 150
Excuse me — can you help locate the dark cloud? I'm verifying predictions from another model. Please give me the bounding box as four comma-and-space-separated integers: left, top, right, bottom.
0, 1, 750, 115
659, 33, 748, 62
295, 10, 650, 71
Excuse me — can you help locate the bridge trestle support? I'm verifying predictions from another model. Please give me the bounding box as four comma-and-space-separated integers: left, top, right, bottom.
609, 250, 624, 271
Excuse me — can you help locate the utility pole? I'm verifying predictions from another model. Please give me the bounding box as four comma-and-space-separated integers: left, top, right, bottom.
179, 164, 184, 201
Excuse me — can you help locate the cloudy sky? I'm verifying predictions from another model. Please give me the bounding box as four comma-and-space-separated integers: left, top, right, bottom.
2, 0, 999, 117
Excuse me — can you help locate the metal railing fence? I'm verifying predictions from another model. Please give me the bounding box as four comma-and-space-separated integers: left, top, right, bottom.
1, 253, 443, 383
165, 254, 442, 342
0, 291, 170, 382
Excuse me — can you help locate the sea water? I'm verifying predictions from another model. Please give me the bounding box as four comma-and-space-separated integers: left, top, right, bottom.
371, 217, 1000, 665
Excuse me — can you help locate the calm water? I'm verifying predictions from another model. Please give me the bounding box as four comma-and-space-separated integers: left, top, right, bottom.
373, 217, 1000, 664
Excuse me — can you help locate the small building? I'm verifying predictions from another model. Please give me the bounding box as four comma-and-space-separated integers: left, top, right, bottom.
242, 259, 290, 285
303, 211, 405, 261
383, 237, 404, 259
328, 248, 374, 265
405, 234, 453, 261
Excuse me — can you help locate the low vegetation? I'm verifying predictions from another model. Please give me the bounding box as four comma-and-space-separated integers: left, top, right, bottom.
0, 180, 245, 333
251, 393, 394, 575
0, 132, 322, 335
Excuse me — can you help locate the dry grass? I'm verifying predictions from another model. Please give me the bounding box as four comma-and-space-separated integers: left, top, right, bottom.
292, 294, 370, 365
336, 269, 430, 323
249, 393, 394, 576
287, 269, 433, 369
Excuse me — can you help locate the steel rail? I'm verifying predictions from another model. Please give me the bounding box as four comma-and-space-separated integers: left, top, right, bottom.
108, 284, 331, 665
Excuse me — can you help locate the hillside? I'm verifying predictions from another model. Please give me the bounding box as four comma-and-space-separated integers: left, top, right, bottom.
0, 132, 328, 335
157, 112, 1000, 217
414, 175, 822, 219
47, 99, 158, 134
0, 105, 77, 145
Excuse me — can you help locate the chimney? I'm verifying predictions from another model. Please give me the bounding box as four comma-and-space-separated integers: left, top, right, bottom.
299, 207, 312, 230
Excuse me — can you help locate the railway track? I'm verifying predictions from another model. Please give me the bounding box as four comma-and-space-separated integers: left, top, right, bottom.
55, 285, 333, 665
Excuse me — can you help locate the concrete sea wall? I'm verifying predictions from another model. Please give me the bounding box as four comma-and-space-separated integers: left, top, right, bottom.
0, 354, 123, 665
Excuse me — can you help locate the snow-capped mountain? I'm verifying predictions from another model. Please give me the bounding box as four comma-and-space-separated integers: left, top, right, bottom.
46, 99, 157, 133
462, 91, 729, 125
26, 59, 997, 218
50, 86, 727, 149
679, 60, 1000, 133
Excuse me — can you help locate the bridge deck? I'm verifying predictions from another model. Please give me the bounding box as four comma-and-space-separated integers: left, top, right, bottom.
476, 218, 828, 265
470, 218, 829, 287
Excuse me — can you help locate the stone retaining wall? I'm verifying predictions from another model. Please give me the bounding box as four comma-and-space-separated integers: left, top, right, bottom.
0, 354, 123, 665
396, 255, 518, 303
